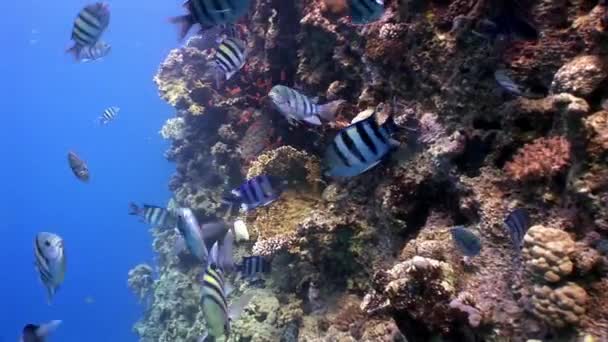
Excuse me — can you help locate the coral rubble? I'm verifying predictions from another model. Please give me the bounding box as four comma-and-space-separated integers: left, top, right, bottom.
132, 0, 608, 340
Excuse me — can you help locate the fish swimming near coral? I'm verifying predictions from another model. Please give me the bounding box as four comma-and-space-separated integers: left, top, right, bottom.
268, 85, 344, 126
66, 2, 110, 59
21, 320, 62, 342
206, 37, 247, 87
209, 228, 235, 272
176, 208, 208, 263
494, 69, 524, 97
98, 106, 119, 125
34, 233, 66, 304
199, 243, 254, 342
170, 0, 251, 41
324, 112, 398, 177
67, 151, 89, 182
78, 40, 111, 63
504, 208, 531, 249
129, 203, 178, 230
450, 226, 482, 257
187, 24, 239, 51
236, 256, 271, 279
223, 175, 283, 211
348, 0, 385, 24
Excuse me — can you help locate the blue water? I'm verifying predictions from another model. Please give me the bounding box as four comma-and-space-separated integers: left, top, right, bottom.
1, 1, 182, 340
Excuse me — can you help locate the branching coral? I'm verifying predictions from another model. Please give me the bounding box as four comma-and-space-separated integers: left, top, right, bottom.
504, 136, 571, 182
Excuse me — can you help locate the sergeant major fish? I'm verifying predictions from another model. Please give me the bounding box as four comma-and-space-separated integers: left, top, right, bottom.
78, 41, 111, 63
176, 208, 208, 263
269, 85, 344, 126
34, 233, 66, 304
323, 112, 398, 177
206, 37, 247, 87
98, 106, 119, 125
504, 207, 531, 250
66, 2, 110, 59
21, 320, 62, 342
199, 242, 254, 342
129, 203, 178, 230
236, 256, 271, 279
223, 175, 283, 211
348, 0, 385, 24
170, 0, 251, 40
67, 151, 89, 182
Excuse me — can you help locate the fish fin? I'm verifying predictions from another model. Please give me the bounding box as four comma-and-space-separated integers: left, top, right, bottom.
233, 219, 249, 242
311, 96, 319, 103
229, 292, 254, 321
209, 242, 219, 266
317, 100, 345, 122
46, 286, 55, 305
389, 138, 401, 148
35, 320, 62, 338
224, 280, 234, 297
169, 15, 194, 41
219, 230, 235, 272
65, 44, 80, 60
303, 115, 323, 125
128, 202, 140, 215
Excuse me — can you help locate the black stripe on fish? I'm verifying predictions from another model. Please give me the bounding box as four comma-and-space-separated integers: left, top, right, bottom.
79, 9, 102, 32
341, 130, 367, 163
218, 39, 242, 70
368, 118, 387, 144
504, 208, 530, 248
332, 140, 351, 167
356, 121, 377, 155
247, 179, 260, 203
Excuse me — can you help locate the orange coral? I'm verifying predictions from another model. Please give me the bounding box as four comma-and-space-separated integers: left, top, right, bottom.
504, 136, 571, 182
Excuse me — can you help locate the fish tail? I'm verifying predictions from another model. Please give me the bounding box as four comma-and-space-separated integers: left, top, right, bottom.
169, 15, 194, 41
128, 202, 140, 215
317, 100, 345, 122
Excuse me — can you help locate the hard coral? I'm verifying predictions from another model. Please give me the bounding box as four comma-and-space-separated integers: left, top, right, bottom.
583, 110, 608, 158
504, 136, 572, 182
531, 282, 588, 328
127, 263, 154, 302
522, 225, 576, 283
550, 55, 608, 97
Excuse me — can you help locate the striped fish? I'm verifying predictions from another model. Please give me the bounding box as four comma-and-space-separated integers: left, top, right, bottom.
129, 203, 177, 230
176, 208, 208, 263
504, 208, 531, 249
34, 232, 66, 304
348, 0, 385, 24
208, 37, 247, 86
450, 226, 482, 257
200, 244, 254, 341
170, 0, 251, 40
269, 85, 344, 125
324, 112, 398, 177
98, 106, 119, 125
237, 256, 271, 279
66, 2, 110, 58
78, 41, 111, 63
67, 151, 89, 182
494, 69, 523, 96
223, 175, 282, 211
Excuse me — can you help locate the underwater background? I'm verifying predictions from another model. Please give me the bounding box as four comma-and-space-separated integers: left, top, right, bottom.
2, 1, 180, 341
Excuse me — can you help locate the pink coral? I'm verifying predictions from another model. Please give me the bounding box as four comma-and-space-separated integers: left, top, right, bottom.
504, 136, 571, 181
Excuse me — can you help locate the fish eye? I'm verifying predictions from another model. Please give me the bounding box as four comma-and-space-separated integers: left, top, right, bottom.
45, 240, 51, 247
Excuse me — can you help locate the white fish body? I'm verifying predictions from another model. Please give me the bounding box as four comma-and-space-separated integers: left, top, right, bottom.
34, 233, 66, 304
233, 219, 249, 242
176, 208, 207, 262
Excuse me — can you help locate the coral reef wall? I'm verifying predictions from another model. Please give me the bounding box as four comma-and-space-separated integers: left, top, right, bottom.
132, 0, 608, 340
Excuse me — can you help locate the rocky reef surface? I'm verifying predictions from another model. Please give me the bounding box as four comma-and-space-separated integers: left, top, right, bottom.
129, 0, 608, 340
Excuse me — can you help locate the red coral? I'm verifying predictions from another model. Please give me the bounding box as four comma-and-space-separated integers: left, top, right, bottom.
504, 136, 571, 181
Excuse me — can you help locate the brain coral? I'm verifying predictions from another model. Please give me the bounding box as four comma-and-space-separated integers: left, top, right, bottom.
522, 225, 576, 283
531, 282, 588, 328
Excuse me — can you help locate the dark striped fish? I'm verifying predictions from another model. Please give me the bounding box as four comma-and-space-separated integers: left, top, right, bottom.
223, 175, 282, 211
494, 69, 523, 96
98, 106, 119, 125
34, 233, 66, 304
348, 0, 385, 24
67, 151, 89, 182
200, 244, 254, 341
170, 0, 251, 41
504, 208, 531, 249
66, 2, 110, 58
324, 112, 398, 177
237, 256, 271, 279
208, 37, 247, 86
450, 226, 482, 257
269, 85, 344, 125
186, 24, 239, 51
78, 41, 111, 63
129, 203, 177, 230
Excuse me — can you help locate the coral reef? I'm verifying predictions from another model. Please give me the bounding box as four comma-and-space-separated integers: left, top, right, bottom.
127, 263, 154, 302
134, 0, 608, 340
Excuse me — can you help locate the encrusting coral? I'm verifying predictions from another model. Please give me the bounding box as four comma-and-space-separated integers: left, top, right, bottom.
504, 136, 572, 182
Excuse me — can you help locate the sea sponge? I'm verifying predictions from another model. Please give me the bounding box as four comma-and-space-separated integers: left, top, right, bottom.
504, 136, 571, 182
530, 282, 588, 328
522, 225, 576, 283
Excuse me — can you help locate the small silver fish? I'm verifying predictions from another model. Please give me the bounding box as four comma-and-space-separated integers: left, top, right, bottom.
494, 69, 523, 96
34, 233, 66, 304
